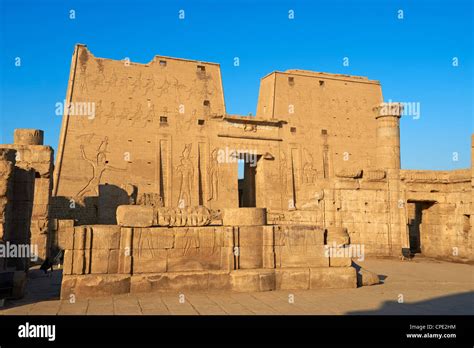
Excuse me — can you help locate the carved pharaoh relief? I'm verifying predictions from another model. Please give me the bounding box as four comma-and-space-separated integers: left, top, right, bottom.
176, 144, 194, 207
302, 149, 317, 184
76, 136, 127, 197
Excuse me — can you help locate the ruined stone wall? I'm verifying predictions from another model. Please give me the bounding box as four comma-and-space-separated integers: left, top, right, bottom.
60, 220, 356, 298
0, 149, 15, 270
1, 129, 54, 261
401, 169, 472, 262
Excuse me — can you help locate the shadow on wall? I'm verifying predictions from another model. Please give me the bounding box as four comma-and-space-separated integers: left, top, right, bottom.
50, 184, 131, 226
346, 291, 474, 315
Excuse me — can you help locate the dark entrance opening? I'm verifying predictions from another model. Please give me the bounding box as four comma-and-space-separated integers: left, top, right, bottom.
238, 153, 261, 207
407, 200, 436, 254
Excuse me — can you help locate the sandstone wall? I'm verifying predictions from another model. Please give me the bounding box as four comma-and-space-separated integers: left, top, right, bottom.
53, 45, 388, 225
401, 169, 472, 262
60, 223, 356, 298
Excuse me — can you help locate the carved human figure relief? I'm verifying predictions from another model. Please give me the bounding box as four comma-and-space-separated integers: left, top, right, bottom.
76, 136, 127, 197
207, 148, 219, 201
176, 144, 194, 207
143, 77, 155, 96
302, 148, 317, 184
104, 101, 116, 125
146, 103, 156, 119
78, 49, 89, 94
106, 70, 118, 91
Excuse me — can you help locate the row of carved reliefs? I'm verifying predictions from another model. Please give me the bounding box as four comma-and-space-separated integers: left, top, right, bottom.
400, 169, 471, 183
116, 205, 222, 228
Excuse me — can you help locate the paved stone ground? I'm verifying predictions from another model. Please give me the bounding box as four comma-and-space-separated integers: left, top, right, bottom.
1, 257, 472, 315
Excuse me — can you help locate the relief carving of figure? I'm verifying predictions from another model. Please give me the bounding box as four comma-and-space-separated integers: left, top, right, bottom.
77, 136, 127, 197
143, 77, 155, 96
302, 149, 317, 184
207, 148, 219, 201
176, 144, 193, 207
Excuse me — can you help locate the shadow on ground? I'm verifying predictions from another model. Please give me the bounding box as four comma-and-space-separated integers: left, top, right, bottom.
346, 291, 474, 315
2, 267, 62, 310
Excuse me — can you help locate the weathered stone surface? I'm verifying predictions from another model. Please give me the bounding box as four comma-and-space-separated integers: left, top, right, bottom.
130, 271, 210, 292
309, 267, 357, 289
1, 45, 471, 300
61, 274, 131, 299
116, 205, 154, 227
275, 268, 310, 290
223, 208, 266, 226
357, 268, 380, 286
230, 269, 275, 292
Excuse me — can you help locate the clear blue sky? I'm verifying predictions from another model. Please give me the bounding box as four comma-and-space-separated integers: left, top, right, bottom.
1, 0, 472, 170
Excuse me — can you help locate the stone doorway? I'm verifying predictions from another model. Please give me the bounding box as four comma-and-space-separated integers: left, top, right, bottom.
238, 153, 262, 207
407, 200, 436, 254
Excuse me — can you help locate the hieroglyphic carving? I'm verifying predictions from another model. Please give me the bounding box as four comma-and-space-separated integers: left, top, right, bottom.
77, 137, 127, 197
155, 206, 217, 227
176, 144, 193, 207
137, 192, 163, 207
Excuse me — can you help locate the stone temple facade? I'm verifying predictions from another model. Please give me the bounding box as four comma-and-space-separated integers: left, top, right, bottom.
1, 44, 472, 298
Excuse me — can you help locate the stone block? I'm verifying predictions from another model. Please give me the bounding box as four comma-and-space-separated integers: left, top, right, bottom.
107, 249, 120, 274
275, 268, 310, 290
130, 271, 210, 293
174, 228, 199, 249
90, 249, 110, 274
63, 249, 73, 275
220, 246, 235, 271
208, 270, 232, 291
262, 246, 275, 269
262, 226, 274, 246
329, 256, 352, 267
198, 227, 223, 248
60, 226, 75, 250
92, 226, 121, 249
238, 226, 263, 246
309, 267, 357, 289
116, 205, 154, 227
230, 269, 275, 292
132, 249, 167, 273
166, 247, 221, 272
278, 245, 329, 268
222, 208, 267, 226
222, 227, 235, 247
61, 274, 131, 299
72, 250, 85, 275
357, 268, 380, 286
238, 246, 263, 269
